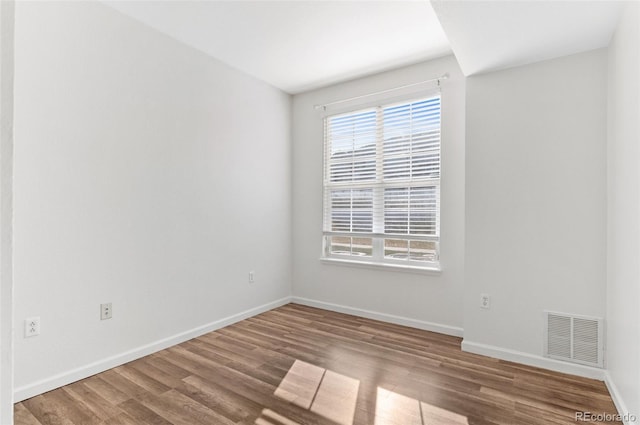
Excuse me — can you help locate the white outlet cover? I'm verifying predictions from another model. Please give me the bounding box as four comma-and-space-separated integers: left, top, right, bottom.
101, 303, 113, 320
24, 316, 41, 337
480, 294, 491, 309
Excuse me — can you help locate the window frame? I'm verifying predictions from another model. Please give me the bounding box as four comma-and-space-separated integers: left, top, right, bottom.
321, 91, 442, 271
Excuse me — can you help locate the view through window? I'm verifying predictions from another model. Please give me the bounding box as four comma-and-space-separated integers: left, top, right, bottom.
322, 94, 441, 269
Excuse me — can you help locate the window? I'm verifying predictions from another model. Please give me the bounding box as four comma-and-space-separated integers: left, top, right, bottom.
322, 94, 441, 269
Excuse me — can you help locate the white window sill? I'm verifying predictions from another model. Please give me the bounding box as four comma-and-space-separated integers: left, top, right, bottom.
319, 257, 442, 275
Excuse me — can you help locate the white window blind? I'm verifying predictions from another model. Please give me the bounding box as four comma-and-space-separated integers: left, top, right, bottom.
322, 94, 441, 268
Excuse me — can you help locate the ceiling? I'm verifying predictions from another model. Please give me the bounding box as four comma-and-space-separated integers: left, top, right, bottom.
432, 0, 625, 77
104, 0, 625, 94
104, 1, 452, 94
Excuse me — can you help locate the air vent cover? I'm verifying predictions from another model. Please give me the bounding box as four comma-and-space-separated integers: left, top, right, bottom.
544, 311, 603, 368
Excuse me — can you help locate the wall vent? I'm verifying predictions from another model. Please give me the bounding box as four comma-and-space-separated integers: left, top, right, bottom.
543, 311, 603, 368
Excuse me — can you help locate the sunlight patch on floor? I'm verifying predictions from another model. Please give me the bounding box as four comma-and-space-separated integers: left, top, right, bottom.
375, 387, 469, 425
271, 359, 360, 425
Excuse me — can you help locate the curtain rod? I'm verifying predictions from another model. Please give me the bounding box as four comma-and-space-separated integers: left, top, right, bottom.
314, 73, 449, 111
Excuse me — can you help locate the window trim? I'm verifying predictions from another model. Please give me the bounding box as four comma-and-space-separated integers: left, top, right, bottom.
319, 256, 442, 274
321, 91, 442, 271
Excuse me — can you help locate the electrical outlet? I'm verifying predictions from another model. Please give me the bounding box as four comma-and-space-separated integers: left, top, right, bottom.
25, 317, 40, 337
101, 303, 112, 320
248, 271, 255, 283
480, 294, 491, 310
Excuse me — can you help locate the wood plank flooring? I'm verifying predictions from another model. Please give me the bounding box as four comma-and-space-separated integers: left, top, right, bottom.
14, 303, 621, 424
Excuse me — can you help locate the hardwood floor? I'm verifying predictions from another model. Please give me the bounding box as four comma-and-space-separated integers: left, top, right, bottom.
15, 303, 621, 425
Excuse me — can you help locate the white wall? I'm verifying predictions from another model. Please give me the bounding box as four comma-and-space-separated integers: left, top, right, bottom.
606, 2, 640, 423
464, 50, 608, 368
0, 1, 14, 422
291, 56, 466, 335
13, 1, 291, 400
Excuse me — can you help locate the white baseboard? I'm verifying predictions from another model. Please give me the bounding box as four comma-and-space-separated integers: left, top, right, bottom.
461, 340, 605, 380
13, 296, 292, 402
291, 296, 463, 337
604, 371, 638, 425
